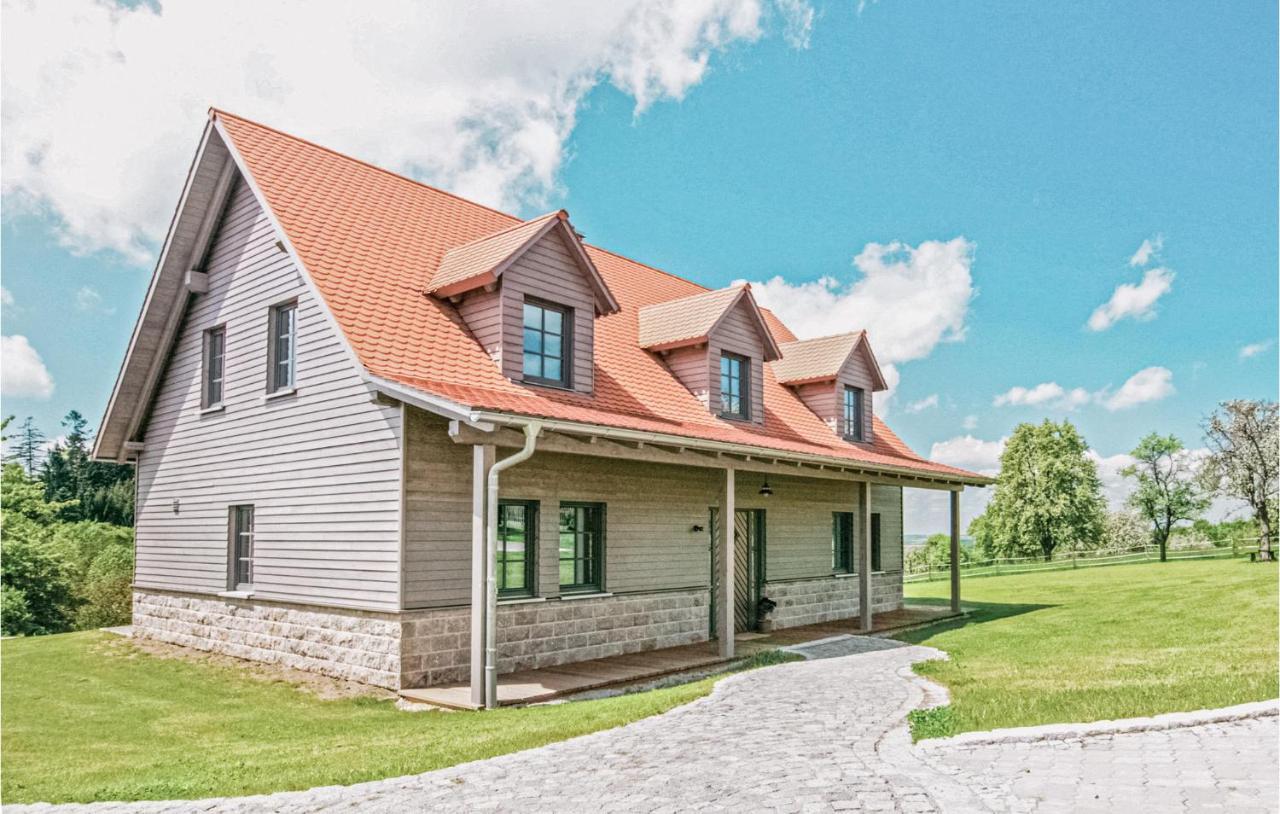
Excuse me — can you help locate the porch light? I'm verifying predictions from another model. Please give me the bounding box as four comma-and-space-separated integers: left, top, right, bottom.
759, 481, 773, 497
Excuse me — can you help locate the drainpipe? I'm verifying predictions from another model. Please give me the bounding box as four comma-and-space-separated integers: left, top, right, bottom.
484, 420, 542, 709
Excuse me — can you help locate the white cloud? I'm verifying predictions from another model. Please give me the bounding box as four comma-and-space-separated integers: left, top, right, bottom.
903, 434, 1004, 534
2, 0, 810, 264
1, 334, 55, 399
1086, 267, 1175, 331
1098, 366, 1174, 411
1239, 340, 1274, 360
1128, 234, 1163, 267
0, 286, 12, 308
774, 0, 815, 48
904, 394, 938, 414
74, 285, 114, 314
930, 434, 1006, 475
993, 382, 1091, 411
962, 414, 978, 431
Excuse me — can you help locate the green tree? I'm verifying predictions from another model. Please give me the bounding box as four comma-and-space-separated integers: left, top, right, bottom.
12, 417, 45, 476
981, 420, 1106, 560
1200, 400, 1278, 561
905, 533, 968, 573
0, 533, 78, 636
41, 410, 134, 525
1123, 433, 1209, 562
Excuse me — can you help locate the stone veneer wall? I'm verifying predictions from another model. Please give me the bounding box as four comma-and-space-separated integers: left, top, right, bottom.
762, 573, 903, 629
401, 589, 710, 689
132, 589, 404, 689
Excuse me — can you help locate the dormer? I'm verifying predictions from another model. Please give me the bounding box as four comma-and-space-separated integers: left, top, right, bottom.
638, 284, 781, 424
770, 331, 889, 443
428, 211, 619, 394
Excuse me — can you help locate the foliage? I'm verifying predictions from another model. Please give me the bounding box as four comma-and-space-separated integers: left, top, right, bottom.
0, 534, 78, 636
41, 410, 135, 526
0, 637, 797, 804
11, 416, 45, 475
1099, 511, 1148, 553
74, 545, 135, 629
976, 420, 1106, 560
1200, 400, 1278, 560
1122, 433, 1209, 561
905, 532, 969, 572
900, 559, 1278, 739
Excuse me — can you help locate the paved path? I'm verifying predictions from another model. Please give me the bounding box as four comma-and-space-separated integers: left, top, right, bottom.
13, 637, 1278, 813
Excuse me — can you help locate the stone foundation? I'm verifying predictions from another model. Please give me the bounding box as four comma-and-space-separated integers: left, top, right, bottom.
400, 589, 710, 688
132, 590, 403, 689
763, 573, 904, 629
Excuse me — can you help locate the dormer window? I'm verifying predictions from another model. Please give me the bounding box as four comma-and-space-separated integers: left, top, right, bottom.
522, 299, 570, 387
843, 385, 865, 441
720, 352, 749, 419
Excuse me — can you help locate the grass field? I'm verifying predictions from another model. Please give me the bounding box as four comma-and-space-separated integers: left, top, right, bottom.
0, 633, 791, 805
899, 558, 1279, 739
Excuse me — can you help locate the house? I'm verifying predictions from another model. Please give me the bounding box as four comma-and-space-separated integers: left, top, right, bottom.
94, 110, 988, 708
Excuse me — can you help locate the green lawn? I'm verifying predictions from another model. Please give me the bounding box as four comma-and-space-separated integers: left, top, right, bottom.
899, 558, 1279, 739
0, 632, 791, 805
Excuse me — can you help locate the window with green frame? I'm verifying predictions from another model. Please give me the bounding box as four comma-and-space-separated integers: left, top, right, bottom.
558, 502, 603, 592
832, 511, 854, 573
497, 500, 537, 597
871, 512, 882, 572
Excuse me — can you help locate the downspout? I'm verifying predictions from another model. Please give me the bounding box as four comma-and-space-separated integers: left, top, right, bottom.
484, 420, 542, 709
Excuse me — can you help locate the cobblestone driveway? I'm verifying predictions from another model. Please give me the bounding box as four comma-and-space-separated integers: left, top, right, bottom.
13, 636, 1278, 813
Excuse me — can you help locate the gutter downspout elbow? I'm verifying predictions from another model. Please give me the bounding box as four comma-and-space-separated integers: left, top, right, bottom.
483, 420, 542, 709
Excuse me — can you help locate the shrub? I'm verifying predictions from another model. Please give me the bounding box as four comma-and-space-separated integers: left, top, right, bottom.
75, 545, 134, 629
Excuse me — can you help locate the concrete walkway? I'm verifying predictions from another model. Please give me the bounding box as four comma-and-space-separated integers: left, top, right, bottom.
13, 637, 1278, 813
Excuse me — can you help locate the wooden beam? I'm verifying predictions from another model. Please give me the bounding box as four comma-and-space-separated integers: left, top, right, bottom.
717, 467, 735, 658
950, 490, 962, 614
859, 480, 873, 632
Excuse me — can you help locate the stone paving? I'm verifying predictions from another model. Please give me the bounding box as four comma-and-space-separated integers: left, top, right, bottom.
12, 636, 1279, 813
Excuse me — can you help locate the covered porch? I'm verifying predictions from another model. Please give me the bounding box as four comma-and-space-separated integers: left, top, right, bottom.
401, 604, 962, 709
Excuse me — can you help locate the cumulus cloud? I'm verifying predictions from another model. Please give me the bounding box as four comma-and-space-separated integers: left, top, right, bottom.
74, 285, 114, 314
1, 335, 55, 399
1239, 340, 1274, 360
903, 434, 1004, 534
2, 0, 810, 263
1086, 267, 1175, 331
1128, 234, 1163, 267
993, 382, 1091, 411
904, 394, 939, 414
748, 236, 976, 412
1098, 366, 1174, 411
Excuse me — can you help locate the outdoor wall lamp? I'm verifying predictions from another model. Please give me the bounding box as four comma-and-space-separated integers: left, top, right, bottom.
759, 481, 774, 497
690, 524, 705, 533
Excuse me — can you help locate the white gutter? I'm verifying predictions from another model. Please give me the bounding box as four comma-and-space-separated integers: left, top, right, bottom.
483, 420, 542, 708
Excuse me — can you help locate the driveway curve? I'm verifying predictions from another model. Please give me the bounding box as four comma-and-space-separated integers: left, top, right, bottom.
12, 636, 1278, 813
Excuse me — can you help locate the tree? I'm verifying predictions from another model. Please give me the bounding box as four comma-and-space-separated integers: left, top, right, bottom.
980, 420, 1106, 560
1100, 511, 1148, 553
41, 410, 135, 525
1122, 433, 1209, 562
11, 416, 45, 475
1200, 400, 1278, 561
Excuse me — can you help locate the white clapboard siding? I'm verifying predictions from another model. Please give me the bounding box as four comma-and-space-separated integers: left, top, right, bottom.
870, 484, 905, 572
706, 297, 767, 424
134, 177, 403, 611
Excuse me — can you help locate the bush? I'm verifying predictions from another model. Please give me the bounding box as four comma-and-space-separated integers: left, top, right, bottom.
75, 545, 134, 629
0, 536, 78, 636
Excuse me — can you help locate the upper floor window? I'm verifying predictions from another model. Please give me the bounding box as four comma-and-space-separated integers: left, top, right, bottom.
522, 300, 570, 387
229, 505, 255, 591
559, 502, 604, 593
203, 326, 226, 409
720, 352, 749, 419
843, 385, 865, 441
268, 301, 297, 393
832, 511, 854, 573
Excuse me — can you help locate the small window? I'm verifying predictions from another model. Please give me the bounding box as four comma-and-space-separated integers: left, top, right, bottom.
833, 511, 854, 573
268, 301, 297, 392
843, 386, 865, 441
871, 512, 882, 572
497, 500, 538, 597
719, 352, 749, 419
522, 300, 570, 387
229, 505, 254, 590
559, 503, 604, 592
203, 326, 226, 408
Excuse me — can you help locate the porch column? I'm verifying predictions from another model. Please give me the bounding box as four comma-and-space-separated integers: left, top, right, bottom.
859, 480, 873, 632
469, 444, 494, 708
950, 488, 962, 614
716, 466, 735, 658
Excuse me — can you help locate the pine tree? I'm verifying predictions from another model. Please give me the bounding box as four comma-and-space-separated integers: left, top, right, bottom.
12, 417, 45, 476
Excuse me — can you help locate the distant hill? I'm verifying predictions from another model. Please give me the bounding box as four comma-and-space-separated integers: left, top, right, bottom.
905, 533, 975, 550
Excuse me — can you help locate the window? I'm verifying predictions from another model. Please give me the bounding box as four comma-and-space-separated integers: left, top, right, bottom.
843, 386, 865, 441
871, 512, 882, 572
268, 301, 297, 392
229, 505, 254, 590
559, 503, 604, 592
203, 326, 226, 408
522, 300, 570, 386
833, 511, 854, 573
719, 352, 749, 419
497, 500, 538, 597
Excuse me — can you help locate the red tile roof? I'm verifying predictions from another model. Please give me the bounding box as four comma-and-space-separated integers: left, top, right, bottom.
213, 110, 982, 483
428, 210, 563, 295
637, 284, 781, 360
771, 331, 888, 391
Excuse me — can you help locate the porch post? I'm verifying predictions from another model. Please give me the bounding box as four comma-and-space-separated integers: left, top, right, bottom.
716, 466, 735, 658
859, 480, 873, 632
469, 444, 494, 708
950, 488, 962, 614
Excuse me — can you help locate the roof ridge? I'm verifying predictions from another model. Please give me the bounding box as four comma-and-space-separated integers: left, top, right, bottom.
780, 330, 865, 346
210, 107, 522, 226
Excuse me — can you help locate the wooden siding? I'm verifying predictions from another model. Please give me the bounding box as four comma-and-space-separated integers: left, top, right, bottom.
735, 473, 861, 581
794, 381, 838, 433
456, 287, 503, 368
707, 298, 766, 424
498, 228, 595, 393
870, 484, 904, 572
134, 178, 403, 611
836, 345, 877, 442
663, 344, 711, 408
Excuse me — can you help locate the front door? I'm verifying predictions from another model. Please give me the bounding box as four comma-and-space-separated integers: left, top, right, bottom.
710, 508, 765, 634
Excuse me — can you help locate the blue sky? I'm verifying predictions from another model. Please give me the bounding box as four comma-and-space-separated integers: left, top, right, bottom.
2, 1, 1276, 531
